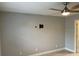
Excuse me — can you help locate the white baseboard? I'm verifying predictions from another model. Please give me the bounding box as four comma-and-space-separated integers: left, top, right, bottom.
29, 48, 75, 56
65, 48, 75, 52
30, 48, 64, 56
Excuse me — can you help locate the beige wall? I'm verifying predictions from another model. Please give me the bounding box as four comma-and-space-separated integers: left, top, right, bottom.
0, 12, 65, 56
0, 15, 1, 55
0, 40, 1, 56
0, 35, 1, 56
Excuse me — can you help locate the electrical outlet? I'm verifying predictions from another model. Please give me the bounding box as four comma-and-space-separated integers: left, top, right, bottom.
19, 51, 22, 56
56, 45, 58, 48
35, 48, 38, 51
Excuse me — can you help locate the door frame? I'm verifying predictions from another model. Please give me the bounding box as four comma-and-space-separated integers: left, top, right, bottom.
74, 20, 79, 53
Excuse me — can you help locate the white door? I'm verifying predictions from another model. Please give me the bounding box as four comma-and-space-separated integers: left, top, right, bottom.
76, 21, 79, 52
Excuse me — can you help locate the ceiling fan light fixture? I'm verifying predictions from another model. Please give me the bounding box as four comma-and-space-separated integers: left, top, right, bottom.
62, 11, 70, 16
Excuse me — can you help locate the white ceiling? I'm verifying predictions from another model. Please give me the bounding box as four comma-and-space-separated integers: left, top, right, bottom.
0, 2, 79, 16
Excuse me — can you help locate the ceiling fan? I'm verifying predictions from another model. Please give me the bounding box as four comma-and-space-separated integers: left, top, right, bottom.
49, 2, 79, 16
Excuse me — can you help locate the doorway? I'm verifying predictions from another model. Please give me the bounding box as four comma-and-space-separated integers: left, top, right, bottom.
75, 20, 79, 53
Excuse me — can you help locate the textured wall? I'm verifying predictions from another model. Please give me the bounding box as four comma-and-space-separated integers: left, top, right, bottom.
0, 12, 65, 56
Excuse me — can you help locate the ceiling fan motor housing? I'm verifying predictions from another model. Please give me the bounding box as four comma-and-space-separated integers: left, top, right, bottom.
63, 2, 69, 6
61, 4, 70, 13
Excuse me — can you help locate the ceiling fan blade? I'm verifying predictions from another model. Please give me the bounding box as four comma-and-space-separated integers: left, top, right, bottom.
49, 8, 62, 11
70, 10, 79, 13
71, 4, 79, 9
